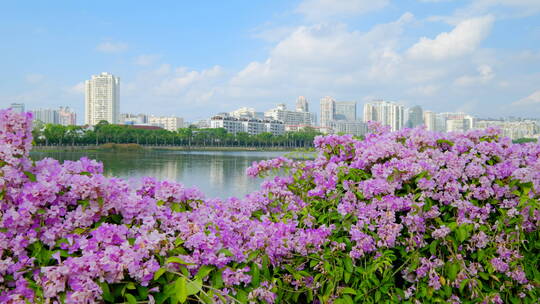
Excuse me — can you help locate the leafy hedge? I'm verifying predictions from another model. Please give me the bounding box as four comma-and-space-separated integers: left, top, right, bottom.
0, 109, 538, 303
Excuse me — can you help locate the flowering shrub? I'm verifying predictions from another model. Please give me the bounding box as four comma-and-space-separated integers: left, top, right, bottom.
1, 109, 539, 303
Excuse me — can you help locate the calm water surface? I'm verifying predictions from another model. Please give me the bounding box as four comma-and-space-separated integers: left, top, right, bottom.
29, 150, 295, 199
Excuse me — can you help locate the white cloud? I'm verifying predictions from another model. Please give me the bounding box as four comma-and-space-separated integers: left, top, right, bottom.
96, 41, 128, 53
134, 54, 161, 66
407, 85, 440, 96
231, 12, 415, 93
296, 0, 389, 20
512, 90, 540, 106
407, 15, 494, 61
454, 64, 495, 86
430, 0, 540, 23
67, 82, 85, 94
252, 26, 297, 42
153, 66, 224, 96
471, 0, 540, 16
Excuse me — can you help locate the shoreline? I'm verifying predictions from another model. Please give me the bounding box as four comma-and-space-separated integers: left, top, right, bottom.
31, 145, 314, 153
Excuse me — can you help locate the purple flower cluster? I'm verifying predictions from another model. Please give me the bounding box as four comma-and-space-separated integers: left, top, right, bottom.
0, 109, 330, 303
250, 122, 539, 301
1, 108, 539, 303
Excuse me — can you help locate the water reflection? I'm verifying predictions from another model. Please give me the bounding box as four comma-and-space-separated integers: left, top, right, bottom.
29, 150, 290, 199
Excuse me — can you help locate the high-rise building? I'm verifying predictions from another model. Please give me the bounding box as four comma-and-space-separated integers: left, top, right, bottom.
58, 107, 77, 126
32, 108, 59, 124
320, 96, 335, 128
296, 96, 309, 112
9, 103, 25, 114
406, 106, 423, 128
85, 72, 120, 125
423, 111, 437, 131
363, 100, 405, 131
334, 101, 357, 121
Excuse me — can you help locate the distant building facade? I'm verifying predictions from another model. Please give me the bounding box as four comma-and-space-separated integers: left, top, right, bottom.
264, 104, 314, 126
475, 120, 538, 140
363, 100, 405, 132
85, 72, 120, 125
406, 106, 423, 128
423, 111, 437, 131
121, 113, 148, 125
296, 96, 309, 112
328, 120, 367, 137
149, 116, 184, 131
32, 108, 59, 124
9, 103, 25, 114
320, 96, 335, 128
334, 101, 357, 121
229, 107, 264, 119
58, 107, 77, 126
210, 115, 285, 135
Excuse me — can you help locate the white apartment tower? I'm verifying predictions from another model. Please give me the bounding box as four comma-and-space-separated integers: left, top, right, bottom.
423, 111, 437, 131
296, 96, 309, 112
85, 72, 120, 125
320, 96, 335, 128
363, 100, 405, 132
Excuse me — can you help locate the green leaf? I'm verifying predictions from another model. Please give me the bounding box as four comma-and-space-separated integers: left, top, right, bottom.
195, 265, 214, 280
174, 237, 184, 247
344, 256, 354, 273
125, 293, 137, 304
236, 289, 248, 303
78, 199, 90, 209
344, 271, 351, 284
429, 240, 439, 255
436, 139, 454, 147
126, 282, 136, 290
447, 262, 459, 281
342, 295, 354, 304
250, 263, 260, 287
154, 268, 167, 281
100, 283, 114, 302
186, 278, 202, 296
175, 277, 187, 303
73, 228, 86, 235
341, 287, 356, 295
212, 269, 224, 289
218, 248, 234, 257
459, 279, 469, 293
166, 257, 193, 265
24, 171, 37, 182
456, 225, 470, 243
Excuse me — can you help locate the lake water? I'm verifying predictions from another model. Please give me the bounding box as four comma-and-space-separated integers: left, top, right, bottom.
29, 150, 294, 199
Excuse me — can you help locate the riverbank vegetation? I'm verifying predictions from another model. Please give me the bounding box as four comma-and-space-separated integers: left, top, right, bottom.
32, 121, 322, 148
2, 109, 539, 303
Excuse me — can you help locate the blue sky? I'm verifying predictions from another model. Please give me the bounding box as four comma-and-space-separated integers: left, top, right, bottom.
1, 0, 540, 122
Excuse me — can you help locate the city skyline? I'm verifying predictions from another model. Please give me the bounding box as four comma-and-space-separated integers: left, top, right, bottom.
1, 1, 540, 122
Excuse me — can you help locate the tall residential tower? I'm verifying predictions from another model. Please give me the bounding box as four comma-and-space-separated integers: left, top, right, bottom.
320, 96, 335, 128
85, 72, 120, 125
296, 96, 309, 112
363, 100, 405, 132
